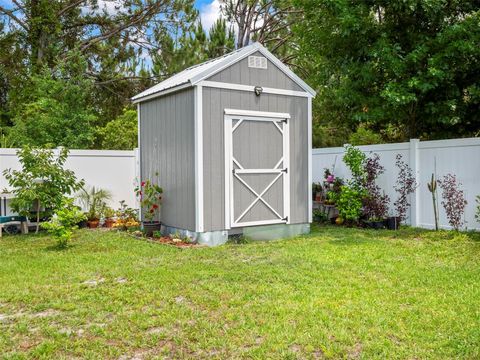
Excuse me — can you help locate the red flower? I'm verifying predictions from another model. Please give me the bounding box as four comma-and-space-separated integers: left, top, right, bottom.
149, 209, 154, 213
153, 204, 159, 209
141, 181, 146, 186
139, 191, 142, 196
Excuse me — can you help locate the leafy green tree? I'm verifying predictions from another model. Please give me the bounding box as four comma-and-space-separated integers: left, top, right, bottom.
9, 67, 97, 149
3, 147, 84, 233
0, 0, 198, 130
295, 0, 480, 142
97, 108, 138, 150
348, 125, 383, 146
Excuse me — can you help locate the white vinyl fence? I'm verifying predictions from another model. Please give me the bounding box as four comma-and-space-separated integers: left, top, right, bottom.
313, 138, 480, 231
0, 148, 139, 215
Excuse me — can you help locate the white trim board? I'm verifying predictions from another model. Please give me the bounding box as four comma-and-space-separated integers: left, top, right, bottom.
199, 81, 312, 98
194, 85, 204, 232
224, 108, 291, 119
307, 97, 312, 223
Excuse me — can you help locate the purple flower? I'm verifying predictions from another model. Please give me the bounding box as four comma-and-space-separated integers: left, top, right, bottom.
326, 174, 335, 183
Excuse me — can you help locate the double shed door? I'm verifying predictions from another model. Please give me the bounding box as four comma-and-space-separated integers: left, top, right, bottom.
224, 109, 290, 228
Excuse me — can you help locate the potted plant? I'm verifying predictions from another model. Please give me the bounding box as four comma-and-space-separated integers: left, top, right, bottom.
102, 206, 116, 228
114, 200, 139, 231
312, 182, 323, 202
390, 154, 417, 230
78, 186, 112, 229
135, 177, 163, 236
313, 209, 327, 223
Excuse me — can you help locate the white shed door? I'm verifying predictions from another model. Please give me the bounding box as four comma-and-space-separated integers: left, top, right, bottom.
224, 110, 290, 228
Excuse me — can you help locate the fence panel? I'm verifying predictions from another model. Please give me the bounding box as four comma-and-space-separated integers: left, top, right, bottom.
0, 148, 139, 214
312, 138, 480, 231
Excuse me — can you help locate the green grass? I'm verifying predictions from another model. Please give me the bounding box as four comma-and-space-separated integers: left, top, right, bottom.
0, 226, 479, 359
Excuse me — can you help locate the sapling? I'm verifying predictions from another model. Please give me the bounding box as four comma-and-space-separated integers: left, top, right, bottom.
438, 174, 467, 231
393, 154, 417, 223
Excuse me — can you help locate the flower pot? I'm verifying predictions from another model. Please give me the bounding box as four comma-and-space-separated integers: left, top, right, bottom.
104, 218, 115, 228
335, 217, 344, 225
77, 220, 88, 229
386, 216, 401, 230
365, 220, 385, 229
142, 221, 161, 236
87, 220, 99, 228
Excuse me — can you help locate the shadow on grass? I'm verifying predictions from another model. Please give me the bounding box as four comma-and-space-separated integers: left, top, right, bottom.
44, 243, 78, 252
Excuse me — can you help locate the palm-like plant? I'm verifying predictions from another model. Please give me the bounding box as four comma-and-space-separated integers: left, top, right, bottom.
77, 186, 112, 221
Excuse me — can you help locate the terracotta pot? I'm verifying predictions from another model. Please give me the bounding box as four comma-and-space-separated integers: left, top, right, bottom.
104, 218, 115, 228
87, 220, 99, 229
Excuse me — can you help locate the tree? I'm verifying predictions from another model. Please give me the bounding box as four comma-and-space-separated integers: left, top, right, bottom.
294, 0, 480, 143
207, 18, 235, 58
0, 0, 198, 128
96, 108, 137, 150
3, 147, 84, 233
8, 65, 97, 149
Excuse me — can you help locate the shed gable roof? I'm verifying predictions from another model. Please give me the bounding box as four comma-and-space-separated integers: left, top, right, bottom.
132, 43, 316, 103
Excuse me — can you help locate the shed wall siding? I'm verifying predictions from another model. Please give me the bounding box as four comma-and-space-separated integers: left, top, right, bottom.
203, 88, 308, 231
207, 51, 304, 92
140, 88, 196, 231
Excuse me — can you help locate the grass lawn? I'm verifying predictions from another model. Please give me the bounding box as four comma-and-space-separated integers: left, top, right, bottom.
0, 226, 479, 359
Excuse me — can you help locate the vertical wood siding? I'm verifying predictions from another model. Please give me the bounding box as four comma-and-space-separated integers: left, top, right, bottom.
203, 88, 308, 231
207, 51, 304, 92
140, 88, 196, 231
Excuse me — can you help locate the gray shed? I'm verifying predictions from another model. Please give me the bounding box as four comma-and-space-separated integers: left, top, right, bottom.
132, 43, 316, 246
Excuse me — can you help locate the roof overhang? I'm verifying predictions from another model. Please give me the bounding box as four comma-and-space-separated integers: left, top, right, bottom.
131, 82, 192, 104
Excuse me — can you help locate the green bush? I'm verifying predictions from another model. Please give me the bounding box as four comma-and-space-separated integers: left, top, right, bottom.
336, 185, 365, 222
42, 198, 86, 248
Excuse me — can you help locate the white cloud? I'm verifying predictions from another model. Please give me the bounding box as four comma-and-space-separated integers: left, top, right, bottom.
199, 0, 222, 33
82, 0, 127, 17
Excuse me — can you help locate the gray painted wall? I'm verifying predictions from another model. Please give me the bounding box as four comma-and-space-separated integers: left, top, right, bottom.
140, 88, 196, 231
207, 51, 304, 92
202, 88, 308, 231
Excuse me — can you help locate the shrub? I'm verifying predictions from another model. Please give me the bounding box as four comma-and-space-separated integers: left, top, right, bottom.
336, 185, 365, 222
42, 198, 86, 248
438, 174, 467, 230
343, 144, 367, 187
3, 147, 84, 232
393, 154, 417, 222
363, 153, 390, 220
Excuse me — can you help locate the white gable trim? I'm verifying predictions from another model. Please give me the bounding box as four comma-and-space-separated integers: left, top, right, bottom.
191, 43, 316, 97
199, 81, 313, 98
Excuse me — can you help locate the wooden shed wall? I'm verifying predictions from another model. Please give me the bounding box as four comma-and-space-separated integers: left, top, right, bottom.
139, 88, 196, 231
202, 88, 309, 232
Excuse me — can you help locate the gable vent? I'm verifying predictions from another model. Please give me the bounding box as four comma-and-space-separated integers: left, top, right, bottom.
248, 56, 267, 69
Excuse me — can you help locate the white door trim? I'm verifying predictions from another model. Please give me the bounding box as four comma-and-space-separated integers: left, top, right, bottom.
224, 110, 290, 229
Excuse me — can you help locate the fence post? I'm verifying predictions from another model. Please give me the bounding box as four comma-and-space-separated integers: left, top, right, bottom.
409, 139, 420, 227
134, 147, 141, 217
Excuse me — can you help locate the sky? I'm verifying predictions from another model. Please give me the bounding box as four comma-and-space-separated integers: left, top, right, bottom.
196, 0, 222, 32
